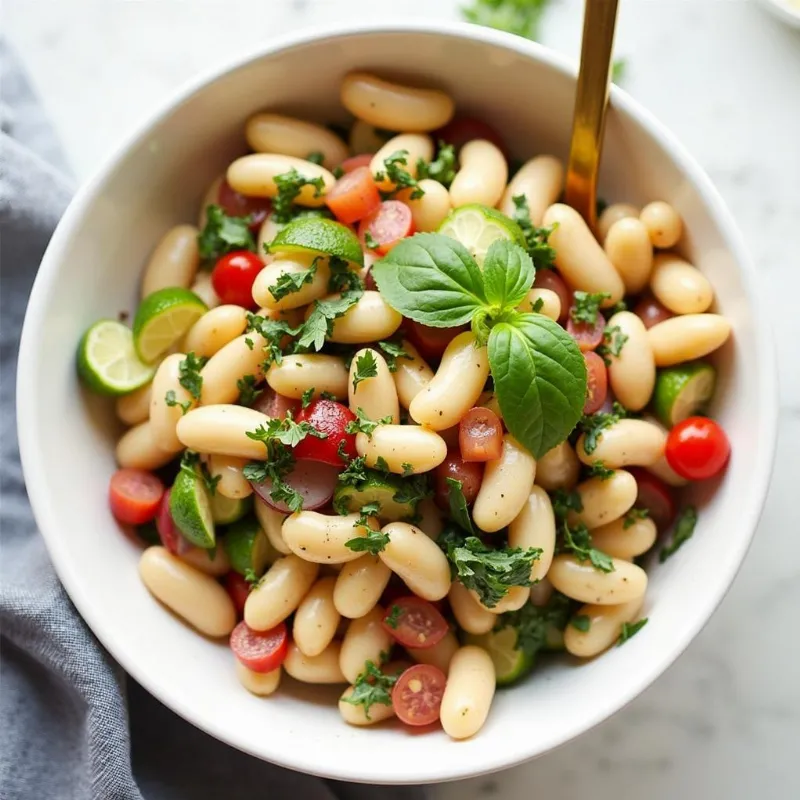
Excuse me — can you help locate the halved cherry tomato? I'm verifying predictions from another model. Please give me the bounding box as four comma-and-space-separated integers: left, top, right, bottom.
633, 294, 674, 329
251, 387, 299, 418
155, 489, 191, 555
217, 179, 271, 231
434, 451, 484, 510
359, 200, 414, 255
230, 620, 288, 673
293, 399, 357, 465
459, 407, 503, 462
109, 468, 164, 525
665, 416, 730, 481
383, 596, 449, 649
434, 116, 506, 156
566, 309, 605, 352
339, 154, 374, 174
403, 319, 467, 363
250, 460, 340, 513
627, 468, 676, 531
211, 250, 262, 309
583, 351, 609, 414
392, 664, 447, 727
325, 166, 381, 224
533, 270, 571, 324
225, 571, 251, 617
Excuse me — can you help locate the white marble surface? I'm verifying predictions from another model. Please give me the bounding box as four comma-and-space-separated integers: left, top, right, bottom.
5, 1, 800, 797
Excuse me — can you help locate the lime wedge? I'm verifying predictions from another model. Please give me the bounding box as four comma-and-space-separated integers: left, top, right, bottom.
267, 216, 364, 267
464, 626, 535, 686
223, 517, 274, 577
132, 287, 207, 363
438, 204, 526, 265
169, 469, 215, 548
76, 320, 156, 396
210, 492, 252, 525
653, 362, 716, 427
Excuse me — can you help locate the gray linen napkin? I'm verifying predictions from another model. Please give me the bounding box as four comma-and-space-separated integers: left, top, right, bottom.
0, 42, 425, 800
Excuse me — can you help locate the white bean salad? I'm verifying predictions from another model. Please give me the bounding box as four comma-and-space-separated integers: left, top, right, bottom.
79, 71, 733, 738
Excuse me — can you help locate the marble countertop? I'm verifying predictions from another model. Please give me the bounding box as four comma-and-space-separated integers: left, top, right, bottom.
6, 1, 800, 797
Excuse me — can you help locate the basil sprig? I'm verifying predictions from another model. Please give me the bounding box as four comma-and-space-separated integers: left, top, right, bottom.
372, 234, 586, 458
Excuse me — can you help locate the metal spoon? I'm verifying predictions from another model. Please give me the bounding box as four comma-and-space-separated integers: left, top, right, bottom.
564, 0, 620, 230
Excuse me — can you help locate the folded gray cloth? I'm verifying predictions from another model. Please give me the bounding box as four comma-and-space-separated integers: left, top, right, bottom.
0, 42, 425, 800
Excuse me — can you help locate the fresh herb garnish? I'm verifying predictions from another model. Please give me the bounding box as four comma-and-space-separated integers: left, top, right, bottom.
560, 521, 615, 573
374, 150, 424, 199
345, 527, 391, 555
345, 408, 392, 438
571, 291, 611, 325
268, 259, 319, 302
377, 339, 411, 372
355, 502, 382, 527
245, 312, 302, 368
364, 231, 380, 250
243, 567, 261, 588
179, 451, 221, 495
198, 205, 255, 261
306, 151, 325, 166
511, 195, 557, 271
342, 661, 398, 720
587, 461, 615, 480
385, 604, 403, 629
236, 374, 262, 406
416, 141, 457, 188
596, 324, 629, 364
164, 389, 191, 415
659, 507, 698, 562
297, 290, 362, 351
494, 591, 571, 657
578, 406, 625, 455
401, 462, 415, 477
617, 617, 648, 645
571, 614, 591, 632
623, 507, 650, 529
301, 387, 315, 409
328, 255, 364, 294
445, 478, 476, 535
352, 350, 379, 392
272, 168, 326, 224
375, 456, 391, 473
178, 352, 207, 401
551, 488, 583, 521
337, 456, 369, 487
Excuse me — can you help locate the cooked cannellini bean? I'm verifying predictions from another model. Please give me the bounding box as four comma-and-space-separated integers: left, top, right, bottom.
397, 179, 451, 231
597, 203, 640, 242
508, 486, 556, 582
348, 119, 389, 154
348, 348, 399, 423
338, 684, 396, 725
640, 201, 683, 249
184, 305, 249, 358
576, 419, 666, 469
548, 554, 648, 605
543, 204, 625, 305
449, 140, 508, 208
235, 662, 282, 696
140, 225, 200, 299
139, 547, 236, 637
198, 175, 223, 229
179, 545, 231, 577
517, 288, 561, 321
116, 421, 181, 470
266, 354, 348, 400
475, 585, 530, 615
257, 212, 283, 262
200, 333, 266, 406
207, 454, 252, 499
341, 72, 455, 132
284, 641, 346, 684
325, 291, 403, 343
648, 314, 731, 366
499, 155, 564, 226
176, 405, 269, 459
370, 134, 433, 192
254, 499, 290, 554
356, 425, 447, 474
603, 217, 653, 295
590, 516, 658, 560
567, 471, 638, 529
564, 598, 644, 657
282, 511, 377, 564
333, 556, 392, 619
339, 606, 394, 684
244, 554, 319, 631
245, 113, 348, 170
534, 441, 580, 492
473, 435, 536, 533
189, 271, 220, 309
407, 629, 459, 674
604, 311, 656, 411
641, 415, 689, 487
252, 253, 331, 311
409, 332, 489, 430
293, 577, 340, 657
448, 581, 496, 634
116, 383, 152, 426
392, 340, 434, 409
440, 646, 496, 740
226, 154, 335, 204
378, 522, 451, 601
649, 253, 714, 315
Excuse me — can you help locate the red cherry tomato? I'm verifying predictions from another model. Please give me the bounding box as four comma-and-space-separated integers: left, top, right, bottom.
459, 407, 503, 462
359, 200, 414, 255
665, 416, 730, 481
230, 620, 288, 673
339, 154, 374, 174
627, 468, 676, 531
325, 166, 381, 225
250, 461, 340, 513
567, 309, 605, 352
211, 250, 263, 308
533, 270, 571, 324
217, 179, 271, 231
224, 571, 251, 617
403, 319, 467, 363
251, 387, 299, 418
434, 116, 506, 156
108, 468, 164, 525
383, 596, 449, 649
155, 489, 191, 554
583, 351, 608, 414
434, 450, 484, 510
293, 399, 357, 465
392, 664, 447, 727
633, 294, 674, 329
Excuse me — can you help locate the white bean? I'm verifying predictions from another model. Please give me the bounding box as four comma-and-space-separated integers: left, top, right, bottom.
590, 517, 657, 560
356, 425, 447, 474
392, 340, 434, 409
508, 486, 556, 582
449, 140, 508, 208
339, 606, 393, 684
283, 641, 346, 684
604, 217, 654, 295
339, 685, 396, 725
208, 454, 253, 500
648, 314, 731, 366
115, 383, 152, 426
379, 522, 451, 601
517, 288, 561, 321
409, 332, 489, 430
245, 113, 348, 170
548, 554, 648, 605
370, 134, 434, 192
641, 415, 689, 487
534, 441, 581, 492
605, 311, 656, 411
407, 629, 459, 674
440, 646, 496, 740
499, 155, 564, 227
254, 498, 290, 554
398, 179, 451, 231
226, 154, 335, 204
198, 175, 223, 229
199, 333, 265, 406
139, 547, 236, 637
266, 354, 348, 400
293, 577, 340, 657
189, 271, 220, 309
179, 545, 231, 577
473, 435, 536, 533
564, 598, 644, 658
597, 203, 639, 243
333, 556, 392, 619
348, 119, 388, 154
116, 421, 180, 470
576, 418, 665, 469
649, 253, 714, 315
448, 581, 496, 635
176, 405, 269, 459
244, 554, 319, 631
184, 305, 248, 358
567, 471, 638, 530
348, 348, 399, 423
475, 585, 530, 615
640, 201, 683, 249
252, 253, 331, 311
326, 291, 403, 343
282, 511, 377, 564
141, 225, 200, 299
235, 662, 282, 696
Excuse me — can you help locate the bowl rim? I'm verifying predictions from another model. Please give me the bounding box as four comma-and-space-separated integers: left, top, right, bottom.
17, 18, 778, 783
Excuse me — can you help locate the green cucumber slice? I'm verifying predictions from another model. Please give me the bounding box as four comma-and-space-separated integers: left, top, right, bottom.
333, 470, 415, 522
223, 517, 272, 577
169, 469, 215, 548
653, 361, 716, 427
210, 493, 252, 525
464, 627, 535, 686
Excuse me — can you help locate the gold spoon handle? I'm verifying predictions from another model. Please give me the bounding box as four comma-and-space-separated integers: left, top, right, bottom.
565, 0, 620, 231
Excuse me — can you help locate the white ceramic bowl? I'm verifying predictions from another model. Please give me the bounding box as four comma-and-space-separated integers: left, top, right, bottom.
17, 20, 777, 785
759, 0, 800, 28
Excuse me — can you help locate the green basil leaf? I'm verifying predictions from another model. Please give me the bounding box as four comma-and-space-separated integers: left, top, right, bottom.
482, 240, 534, 311
488, 313, 586, 458
371, 233, 487, 327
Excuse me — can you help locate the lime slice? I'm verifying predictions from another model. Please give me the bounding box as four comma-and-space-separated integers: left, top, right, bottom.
438, 204, 526, 265
267, 216, 364, 267
465, 626, 535, 686
169, 469, 215, 548
332, 470, 414, 522
132, 287, 207, 363
76, 320, 156, 396
653, 362, 716, 427
211, 493, 252, 525
223, 517, 274, 576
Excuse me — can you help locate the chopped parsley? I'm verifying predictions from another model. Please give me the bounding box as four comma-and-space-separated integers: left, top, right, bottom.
384, 604, 403, 629
345, 408, 393, 438
511, 195, 557, 270
245, 312, 302, 368
416, 141, 457, 187
236, 374, 262, 406
374, 456, 391, 473
243, 567, 261, 588
377, 339, 412, 372
596, 324, 629, 364
351, 350, 379, 392
391, 473, 432, 507
179, 451, 220, 495
197, 205, 255, 261
364, 231, 380, 250
178, 352, 207, 401
342, 661, 398, 720
374, 150, 424, 199
551, 488, 583, 521
531, 296, 545, 313
659, 506, 698, 562
578, 404, 626, 455
355, 501, 382, 528
445, 478, 476, 535
623, 507, 650, 529
587, 461, 615, 480
345, 527, 391, 555
560, 521, 615, 573
571, 614, 591, 632
337, 455, 368, 486
301, 387, 315, 409
268, 259, 319, 302
297, 290, 363, 351
164, 389, 191, 415
401, 462, 415, 477
617, 617, 648, 645
272, 168, 326, 224
306, 151, 324, 165
494, 591, 571, 657
571, 291, 611, 325
327, 255, 364, 294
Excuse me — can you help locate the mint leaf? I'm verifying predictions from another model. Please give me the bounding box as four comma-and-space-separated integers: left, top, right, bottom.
371, 233, 487, 327
482, 239, 535, 311
488, 313, 586, 458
